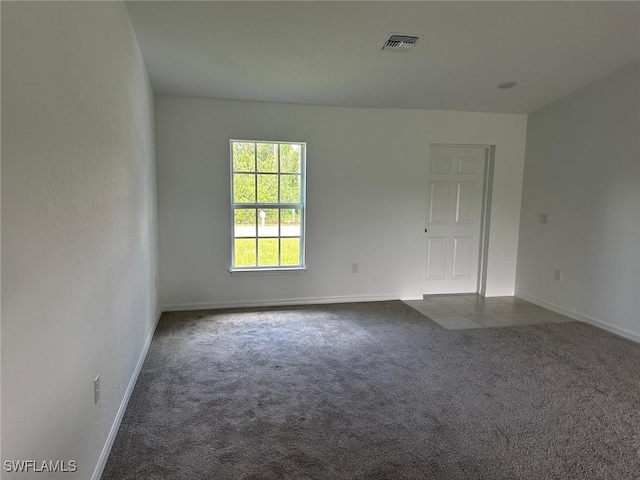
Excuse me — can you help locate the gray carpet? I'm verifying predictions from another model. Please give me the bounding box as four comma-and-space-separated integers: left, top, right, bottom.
101, 301, 640, 479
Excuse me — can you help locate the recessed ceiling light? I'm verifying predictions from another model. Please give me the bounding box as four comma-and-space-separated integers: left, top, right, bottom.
497, 81, 518, 89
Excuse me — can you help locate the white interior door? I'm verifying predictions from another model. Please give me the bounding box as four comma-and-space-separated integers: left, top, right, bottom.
424, 145, 487, 294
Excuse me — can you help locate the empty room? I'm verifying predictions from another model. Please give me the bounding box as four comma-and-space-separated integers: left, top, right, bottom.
2, 1, 639, 479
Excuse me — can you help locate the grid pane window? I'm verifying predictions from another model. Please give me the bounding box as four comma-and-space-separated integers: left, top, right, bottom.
234, 210, 256, 237
257, 174, 278, 203
280, 175, 301, 203
281, 238, 300, 265
233, 143, 255, 172
257, 143, 278, 172
234, 238, 256, 267
233, 174, 255, 203
231, 140, 306, 270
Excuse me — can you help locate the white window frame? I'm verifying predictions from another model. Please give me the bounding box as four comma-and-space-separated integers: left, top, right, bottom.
230, 139, 306, 273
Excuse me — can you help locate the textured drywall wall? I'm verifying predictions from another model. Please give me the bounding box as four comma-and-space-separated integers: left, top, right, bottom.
1, 2, 158, 479
516, 61, 640, 340
155, 97, 527, 308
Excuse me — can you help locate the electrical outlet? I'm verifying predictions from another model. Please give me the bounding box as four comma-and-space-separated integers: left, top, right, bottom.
352, 262, 359, 274
94, 375, 100, 404
554, 269, 562, 281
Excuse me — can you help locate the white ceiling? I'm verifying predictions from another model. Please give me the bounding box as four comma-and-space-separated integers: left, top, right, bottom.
126, 1, 640, 114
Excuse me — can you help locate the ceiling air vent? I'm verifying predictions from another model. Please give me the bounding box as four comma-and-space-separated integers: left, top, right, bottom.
382, 34, 421, 51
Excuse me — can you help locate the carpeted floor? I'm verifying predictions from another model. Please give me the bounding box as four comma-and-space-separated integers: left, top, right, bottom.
101, 301, 640, 479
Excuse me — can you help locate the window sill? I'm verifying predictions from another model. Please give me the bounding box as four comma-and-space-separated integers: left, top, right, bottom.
230, 267, 307, 276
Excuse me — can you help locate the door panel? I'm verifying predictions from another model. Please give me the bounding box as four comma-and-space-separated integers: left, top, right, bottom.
428, 182, 449, 224
455, 182, 475, 224
458, 156, 478, 174
431, 156, 453, 173
426, 238, 446, 280
452, 236, 472, 279
425, 146, 486, 294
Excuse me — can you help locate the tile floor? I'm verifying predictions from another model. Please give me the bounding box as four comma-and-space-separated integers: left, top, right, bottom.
404, 294, 576, 330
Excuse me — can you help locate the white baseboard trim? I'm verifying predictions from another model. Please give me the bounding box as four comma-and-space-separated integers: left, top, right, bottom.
516, 291, 640, 344
483, 289, 515, 298
162, 293, 424, 312
91, 306, 162, 480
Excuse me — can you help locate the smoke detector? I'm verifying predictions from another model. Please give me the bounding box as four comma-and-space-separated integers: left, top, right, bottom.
382, 34, 421, 51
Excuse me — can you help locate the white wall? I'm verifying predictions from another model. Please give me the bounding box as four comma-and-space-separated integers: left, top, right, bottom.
516, 61, 640, 341
156, 97, 527, 309
1, 3, 158, 479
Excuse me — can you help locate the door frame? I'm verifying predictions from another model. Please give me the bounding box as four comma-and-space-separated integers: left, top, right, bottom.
427, 143, 495, 296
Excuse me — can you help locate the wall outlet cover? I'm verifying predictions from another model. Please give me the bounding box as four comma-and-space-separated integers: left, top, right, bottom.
94, 375, 101, 404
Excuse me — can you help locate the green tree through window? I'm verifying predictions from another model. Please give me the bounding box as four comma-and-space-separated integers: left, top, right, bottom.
231, 140, 306, 269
